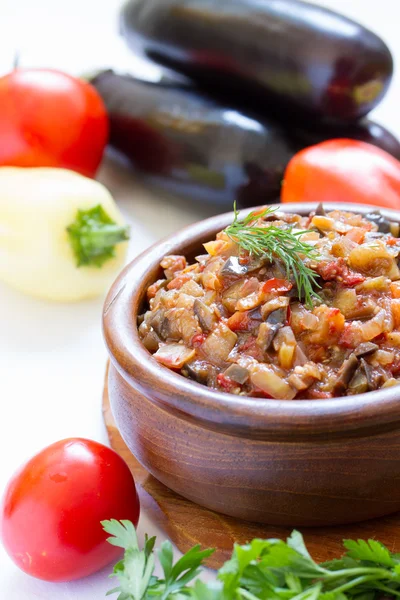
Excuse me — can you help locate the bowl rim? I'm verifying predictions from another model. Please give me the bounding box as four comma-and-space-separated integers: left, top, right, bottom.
103, 201, 400, 438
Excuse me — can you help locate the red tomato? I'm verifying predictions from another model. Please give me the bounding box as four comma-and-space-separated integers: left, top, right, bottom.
0, 69, 108, 177
261, 278, 293, 294
282, 139, 400, 210
0, 438, 140, 582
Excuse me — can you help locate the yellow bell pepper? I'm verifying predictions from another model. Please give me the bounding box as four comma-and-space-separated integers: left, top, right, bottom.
0, 167, 129, 301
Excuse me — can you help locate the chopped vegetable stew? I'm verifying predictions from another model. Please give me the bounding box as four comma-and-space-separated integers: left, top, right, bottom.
139, 206, 400, 399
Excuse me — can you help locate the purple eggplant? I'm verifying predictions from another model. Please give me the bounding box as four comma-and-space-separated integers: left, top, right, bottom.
120, 0, 393, 125
91, 70, 299, 207
91, 70, 400, 209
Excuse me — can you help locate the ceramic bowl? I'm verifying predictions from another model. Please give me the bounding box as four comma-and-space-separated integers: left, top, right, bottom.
103, 202, 400, 526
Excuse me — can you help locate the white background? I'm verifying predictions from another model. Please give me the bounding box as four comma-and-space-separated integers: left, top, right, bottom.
1, 0, 400, 598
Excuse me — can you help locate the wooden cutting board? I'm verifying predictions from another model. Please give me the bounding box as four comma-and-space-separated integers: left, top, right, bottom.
102, 364, 400, 569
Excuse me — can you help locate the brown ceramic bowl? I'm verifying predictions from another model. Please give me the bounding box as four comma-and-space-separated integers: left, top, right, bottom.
103, 202, 400, 527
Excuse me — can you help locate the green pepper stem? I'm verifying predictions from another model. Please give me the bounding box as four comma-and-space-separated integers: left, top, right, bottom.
67, 205, 130, 268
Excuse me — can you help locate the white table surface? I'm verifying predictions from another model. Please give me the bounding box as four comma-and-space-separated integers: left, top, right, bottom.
1, 0, 400, 597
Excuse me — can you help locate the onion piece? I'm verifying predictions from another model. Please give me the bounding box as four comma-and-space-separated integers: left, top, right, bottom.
251, 365, 296, 400
273, 326, 297, 370
387, 332, 400, 347
370, 350, 394, 366
356, 276, 390, 292
360, 309, 386, 341
382, 378, 400, 388
349, 242, 398, 277
154, 343, 196, 369
290, 303, 319, 333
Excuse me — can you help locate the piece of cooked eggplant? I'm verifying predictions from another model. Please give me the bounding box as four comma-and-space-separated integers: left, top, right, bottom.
120, 0, 393, 124
333, 354, 359, 396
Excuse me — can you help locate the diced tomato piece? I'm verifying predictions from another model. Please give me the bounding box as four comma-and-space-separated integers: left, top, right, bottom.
227, 311, 255, 332
391, 282, 400, 298
261, 278, 293, 294
328, 308, 343, 336
217, 373, 237, 393
191, 333, 207, 347
147, 279, 166, 299
161, 255, 187, 273
345, 227, 365, 244
238, 336, 258, 352
239, 253, 251, 265
343, 272, 365, 286
167, 274, 192, 290
236, 336, 264, 361
316, 258, 365, 286
338, 323, 355, 349
305, 305, 344, 346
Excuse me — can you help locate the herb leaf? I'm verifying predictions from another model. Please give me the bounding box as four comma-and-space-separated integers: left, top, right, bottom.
287, 531, 314, 561
224, 203, 321, 308
343, 539, 395, 567
102, 519, 155, 600
102, 519, 139, 550
159, 541, 215, 600
104, 520, 400, 600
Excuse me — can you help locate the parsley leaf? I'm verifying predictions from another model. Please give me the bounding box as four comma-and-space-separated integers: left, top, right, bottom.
159, 541, 214, 600
343, 540, 395, 568
102, 519, 140, 550
287, 532, 313, 561
103, 520, 400, 600
102, 520, 155, 600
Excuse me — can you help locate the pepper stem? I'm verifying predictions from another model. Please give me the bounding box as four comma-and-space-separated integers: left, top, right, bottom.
67, 205, 130, 268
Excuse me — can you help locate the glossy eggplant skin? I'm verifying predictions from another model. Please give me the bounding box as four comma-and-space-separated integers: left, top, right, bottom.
91, 70, 300, 207
120, 0, 393, 125
91, 71, 400, 209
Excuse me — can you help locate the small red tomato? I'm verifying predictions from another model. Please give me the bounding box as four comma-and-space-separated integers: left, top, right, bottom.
0, 69, 108, 177
0, 438, 140, 582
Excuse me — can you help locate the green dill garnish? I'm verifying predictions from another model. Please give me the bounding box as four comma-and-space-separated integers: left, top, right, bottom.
224, 203, 321, 308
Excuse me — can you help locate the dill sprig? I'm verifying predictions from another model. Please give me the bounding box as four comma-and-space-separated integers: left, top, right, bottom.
224, 204, 322, 308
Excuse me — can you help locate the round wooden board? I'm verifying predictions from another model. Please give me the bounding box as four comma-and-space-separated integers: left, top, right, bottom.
102, 363, 400, 569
